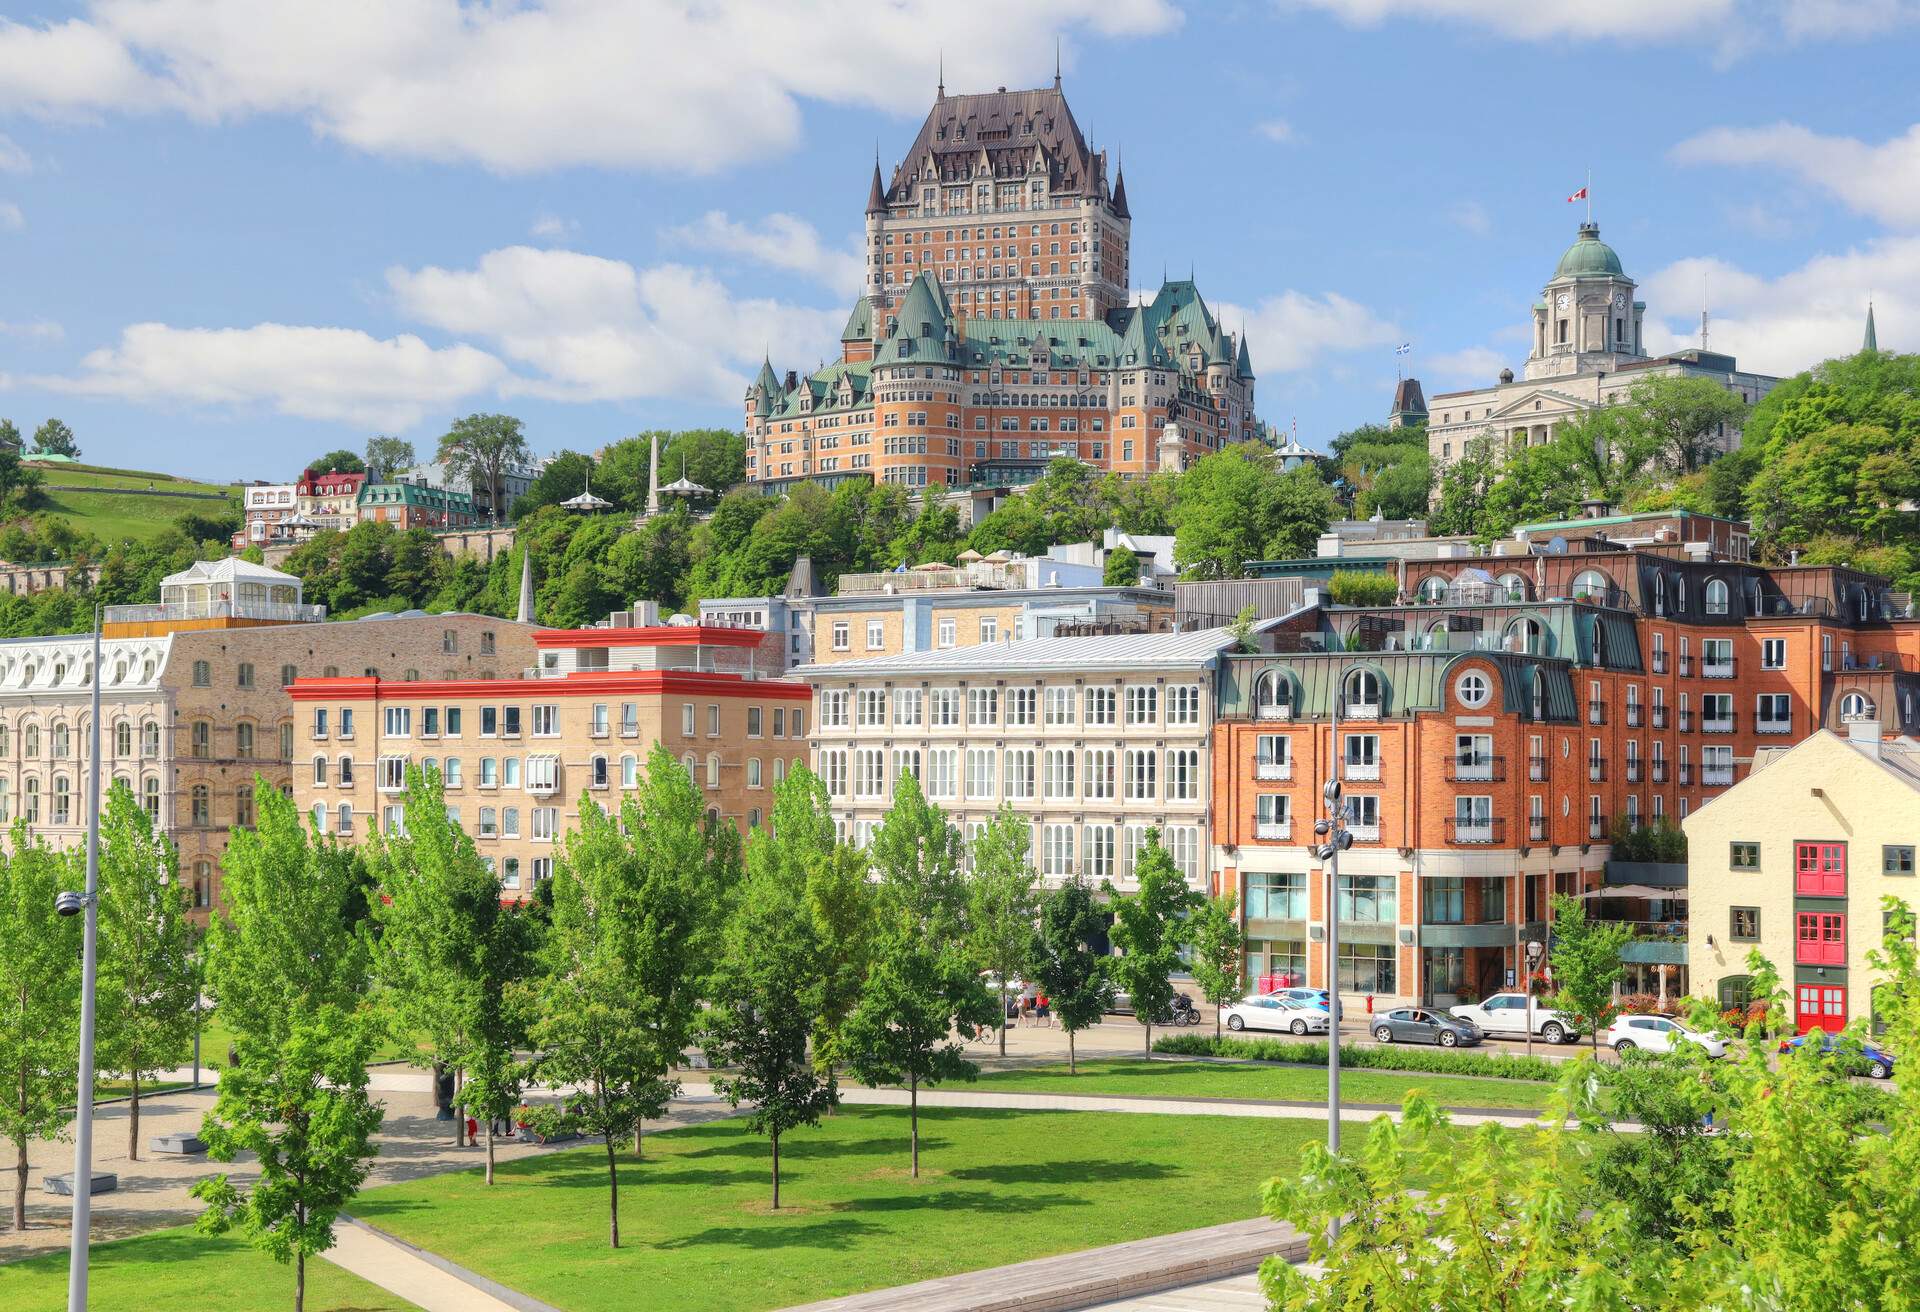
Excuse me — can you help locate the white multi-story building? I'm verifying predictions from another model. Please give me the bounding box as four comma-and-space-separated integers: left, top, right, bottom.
239, 481, 300, 546
800, 626, 1252, 893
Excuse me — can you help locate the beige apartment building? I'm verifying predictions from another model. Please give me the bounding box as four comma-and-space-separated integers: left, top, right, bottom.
0, 558, 537, 914
1686, 723, 1920, 1034
801, 626, 1238, 892
290, 618, 810, 898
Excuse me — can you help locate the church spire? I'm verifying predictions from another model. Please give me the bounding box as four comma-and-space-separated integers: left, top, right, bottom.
866, 150, 886, 216
1864, 300, 1879, 353
515, 549, 534, 625
1054, 37, 1062, 90
1111, 160, 1130, 219
937, 49, 944, 100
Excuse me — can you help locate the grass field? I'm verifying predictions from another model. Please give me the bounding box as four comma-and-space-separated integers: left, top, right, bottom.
974, 1057, 1559, 1111
0, 1228, 411, 1312
349, 1105, 1337, 1312
21, 461, 239, 545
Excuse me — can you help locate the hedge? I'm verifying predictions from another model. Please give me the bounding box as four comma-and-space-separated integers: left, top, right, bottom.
1153, 1032, 1563, 1082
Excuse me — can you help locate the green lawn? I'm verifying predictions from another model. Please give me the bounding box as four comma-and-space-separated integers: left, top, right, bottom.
974, 1058, 1558, 1112
22, 462, 240, 544
0, 1228, 410, 1312
351, 1106, 1335, 1312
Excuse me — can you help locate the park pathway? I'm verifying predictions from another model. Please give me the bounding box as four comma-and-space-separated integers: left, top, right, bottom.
324, 1215, 551, 1312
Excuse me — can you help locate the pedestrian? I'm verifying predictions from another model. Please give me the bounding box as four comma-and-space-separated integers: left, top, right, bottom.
465, 1115, 479, 1148
1037, 993, 1052, 1027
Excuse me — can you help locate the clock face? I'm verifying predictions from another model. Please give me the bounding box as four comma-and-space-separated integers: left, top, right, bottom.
1555, 292, 1570, 310
1613, 290, 1627, 309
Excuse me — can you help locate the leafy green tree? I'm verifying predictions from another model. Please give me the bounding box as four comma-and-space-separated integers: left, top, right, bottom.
1188, 891, 1243, 1039
512, 450, 594, 519
304, 448, 364, 476
843, 774, 997, 1176
1624, 374, 1749, 474
193, 782, 383, 1312
370, 766, 535, 1184
1576, 1048, 1731, 1241
437, 413, 532, 522
0, 827, 80, 1230
1105, 831, 1198, 1054
1172, 444, 1335, 578
31, 417, 79, 457
703, 831, 839, 1208
1331, 421, 1432, 519
1428, 432, 1501, 538
966, 806, 1039, 1056
363, 435, 416, 481
1029, 875, 1113, 1073
1547, 892, 1633, 1052
0, 445, 46, 513
95, 782, 200, 1161
1103, 544, 1141, 586
0, 418, 19, 449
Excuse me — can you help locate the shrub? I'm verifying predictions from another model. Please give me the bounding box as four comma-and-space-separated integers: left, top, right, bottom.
1608, 816, 1688, 863
1153, 1032, 1560, 1082
1327, 569, 1398, 607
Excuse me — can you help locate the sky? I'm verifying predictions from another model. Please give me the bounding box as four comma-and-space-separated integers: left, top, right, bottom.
0, 0, 1916, 483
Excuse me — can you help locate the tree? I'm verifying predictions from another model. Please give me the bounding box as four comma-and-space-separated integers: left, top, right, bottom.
1188, 891, 1243, 1040
363, 435, 416, 481
1624, 374, 1749, 474
370, 766, 534, 1184
966, 806, 1039, 1057
1029, 876, 1113, 1073
95, 782, 199, 1162
1577, 1048, 1732, 1241
0, 419, 18, 449
1105, 832, 1198, 1055
1428, 432, 1501, 538
193, 782, 382, 1312
843, 774, 997, 1176
31, 417, 78, 458
1547, 892, 1633, 1053
1103, 544, 1141, 586
438, 413, 532, 523
703, 828, 839, 1208
1171, 444, 1336, 578
0, 828, 80, 1230
512, 450, 593, 520
527, 747, 710, 1246
305, 449, 365, 476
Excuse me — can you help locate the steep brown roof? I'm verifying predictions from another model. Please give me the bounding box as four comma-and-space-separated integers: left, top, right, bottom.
884, 85, 1102, 204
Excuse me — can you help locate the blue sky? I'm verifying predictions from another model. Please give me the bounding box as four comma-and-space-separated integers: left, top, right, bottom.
1, 0, 1916, 482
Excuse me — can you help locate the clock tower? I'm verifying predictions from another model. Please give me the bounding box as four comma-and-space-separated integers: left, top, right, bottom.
1524, 221, 1646, 381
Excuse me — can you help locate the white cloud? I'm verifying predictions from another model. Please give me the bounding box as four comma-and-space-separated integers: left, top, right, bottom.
1426, 345, 1508, 383
530, 213, 579, 242
30, 323, 508, 429
0, 1, 1180, 174
0, 319, 62, 341
1274, 0, 1735, 41
1638, 235, 1917, 375
1215, 290, 1400, 374
0, 202, 21, 230
1255, 118, 1297, 144
1779, 0, 1920, 39
666, 210, 864, 297
1672, 121, 1920, 230
387, 245, 844, 406
0, 133, 28, 173
1446, 200, 1492, 236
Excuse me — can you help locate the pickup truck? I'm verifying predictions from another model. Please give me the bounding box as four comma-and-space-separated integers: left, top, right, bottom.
1448, 992, 1580, 1044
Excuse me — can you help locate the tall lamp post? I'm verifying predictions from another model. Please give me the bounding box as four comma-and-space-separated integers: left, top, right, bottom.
1310, 691, 1354, 1163
56, 612, 104, 1311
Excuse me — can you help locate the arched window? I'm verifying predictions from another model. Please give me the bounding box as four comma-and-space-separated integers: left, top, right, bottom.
115, 720, 132, 758
1505, 617, 1544, 654
706, 753, 721, 788
1497, 573, 1528, 602
747, 758, 763, 788
1416, 575, 1448, 604
1840, 692, 1876, 720
236, 722, 254, 757
24, 777, 39, 823
1530, 669, 1546, 720
1421, 619, 1449, 651
142, 776, 160, 818
278, 721, 294, 762
1571, 570, 1609, 601
0, 722, 8, 755
773, 758, 787, 786
682, 752, 697, 782
1254, 671, 1293, 720
621, 754, 638, 788
311, 802, 328, 833
24, 724, 39, 758
1651, 573, 1667, 616
1675, 575, 1688, 611
52, 777, 70, 826
591, 755, 608, 788
51, 724, 69, 758
338, 802, 355, 834
141, 721, 160, 758
1344, 669, 1382, 716
235, 787, 255, 828
1704, 578, 1730, 616
190, 785, 211, 827
0, 778, 9, 822
313, 756, 328, 785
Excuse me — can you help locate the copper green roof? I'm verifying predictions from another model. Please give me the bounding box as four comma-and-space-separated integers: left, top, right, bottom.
770, 360, 873, 420
1219, 650, 1580, 722
1553, 222, 1626, 279
841, 298, 874, 343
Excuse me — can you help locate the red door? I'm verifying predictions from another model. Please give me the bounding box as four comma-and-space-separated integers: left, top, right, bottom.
1795, 985, 1847, 1034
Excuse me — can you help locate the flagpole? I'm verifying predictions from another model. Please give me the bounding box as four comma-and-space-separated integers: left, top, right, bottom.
1587, 168, 1593, 223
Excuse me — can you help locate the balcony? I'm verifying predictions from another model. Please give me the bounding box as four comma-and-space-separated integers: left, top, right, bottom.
1344, 761, 1382, 782
1702, 711, 1736, 734
1445, 817, 1505, 845
1344, 700, 1381, 721
104, 599, 327, 625
1652, 652, 1668, 674
1256, 703, 1293, 722
1254, 759, 1293, 781
1756, 717, 1793, 736
1702, 766, 1736, 786
1652, 706, 1669, 729
1528, 817, 1548, 841
1587, 760, 1607, 782
1652, 762, 1668, 783
1254, 820, 1293, 841
1589, 818, 1607, 840
1446, 755, 1505, 783
1626, 705, 1644, 728
1679, 655, 1693, 677
1587, 702, 1608, 725
1678, 712, 1693, 732
1680, 764, 1694, 785
1626, 762, 1643, 783
1528, 755, 1548, 782
1613, 920, 1689, 966
1347, 823, 1382, 842
1702, 656, 1736, 679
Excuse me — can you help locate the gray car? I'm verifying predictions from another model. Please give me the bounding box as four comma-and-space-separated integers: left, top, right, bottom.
1371, 1007, 1483, 1048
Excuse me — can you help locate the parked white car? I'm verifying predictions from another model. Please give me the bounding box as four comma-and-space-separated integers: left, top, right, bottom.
1606, 1014, 1727, 1058
1449, 992, 1580, 1044
1222, 995, 1331, 1036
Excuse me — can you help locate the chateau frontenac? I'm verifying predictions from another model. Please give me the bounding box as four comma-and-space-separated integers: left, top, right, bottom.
746, 78, 1265, 491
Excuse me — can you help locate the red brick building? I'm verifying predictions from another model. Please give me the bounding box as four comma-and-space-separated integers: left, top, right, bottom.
747, 80, 1264, 492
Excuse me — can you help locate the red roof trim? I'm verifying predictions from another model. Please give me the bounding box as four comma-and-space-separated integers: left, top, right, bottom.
533, 625, 766, 649
288, 672, 809, 702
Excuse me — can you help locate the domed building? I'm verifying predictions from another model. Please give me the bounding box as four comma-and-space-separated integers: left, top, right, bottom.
1424, 221, 1779, 479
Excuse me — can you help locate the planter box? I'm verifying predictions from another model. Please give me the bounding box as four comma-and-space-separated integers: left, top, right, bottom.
45, 1172, 117, 1197
151, 1132, 207, 1156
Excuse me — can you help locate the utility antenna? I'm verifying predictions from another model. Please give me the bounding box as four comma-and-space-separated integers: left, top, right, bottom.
938, 50, 944, 99
1700, 272, 1710, 352
1054, 37, 1062, 88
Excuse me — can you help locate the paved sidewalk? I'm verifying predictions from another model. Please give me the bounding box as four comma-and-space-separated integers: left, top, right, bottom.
324, 1215, 535, 1312
1084, 1274, 1264, 1311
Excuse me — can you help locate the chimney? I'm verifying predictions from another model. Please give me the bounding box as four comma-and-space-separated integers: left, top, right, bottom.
1847, 716, 1884, 759
784, 370, 799, 392
1582, 498, 1612, 520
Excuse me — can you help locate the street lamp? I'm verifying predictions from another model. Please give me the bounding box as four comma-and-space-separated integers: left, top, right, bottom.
1310, 675, 1356, 1164
64, 611, 104, 1312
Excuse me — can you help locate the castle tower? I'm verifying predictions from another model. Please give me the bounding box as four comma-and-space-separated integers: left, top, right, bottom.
1524, 222, 1648, 382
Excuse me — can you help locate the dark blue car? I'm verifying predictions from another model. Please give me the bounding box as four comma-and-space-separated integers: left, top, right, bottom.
1778, 1033, 1896, 1080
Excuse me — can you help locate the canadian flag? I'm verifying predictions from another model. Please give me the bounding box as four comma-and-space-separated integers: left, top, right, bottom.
1567, 186, 1589, 202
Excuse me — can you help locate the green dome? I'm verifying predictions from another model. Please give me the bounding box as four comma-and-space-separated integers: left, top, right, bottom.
1553, 222, 1625, 279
